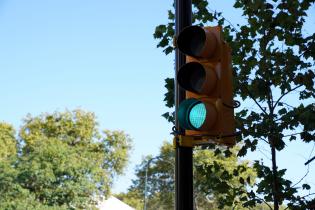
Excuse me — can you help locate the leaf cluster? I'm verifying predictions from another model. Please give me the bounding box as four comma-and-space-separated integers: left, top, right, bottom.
120, 142, 256, 210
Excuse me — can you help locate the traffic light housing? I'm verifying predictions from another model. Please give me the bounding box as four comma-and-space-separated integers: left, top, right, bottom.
176, 25, 235, 146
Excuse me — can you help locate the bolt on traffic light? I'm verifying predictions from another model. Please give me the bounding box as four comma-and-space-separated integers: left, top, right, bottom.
176, 25, 236, 145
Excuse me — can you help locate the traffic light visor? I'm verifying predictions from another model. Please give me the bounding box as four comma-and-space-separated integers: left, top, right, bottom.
177, 25, 220, 59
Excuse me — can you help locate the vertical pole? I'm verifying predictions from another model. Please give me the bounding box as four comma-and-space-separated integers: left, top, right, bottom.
175, 0, 193, 210
143, 159, 152, 210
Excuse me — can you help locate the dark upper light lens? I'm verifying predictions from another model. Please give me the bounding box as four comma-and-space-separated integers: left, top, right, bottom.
189, 102, 206, 129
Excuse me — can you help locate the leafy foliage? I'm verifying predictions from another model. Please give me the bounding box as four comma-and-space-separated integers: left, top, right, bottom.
0, 123, 17, 160
119, 142, 256, 210
162, 78, 175, 123
194, 146, 256, 209
115, 189, 144, 210
0, 110, 132, 209
154, 0, 315, 209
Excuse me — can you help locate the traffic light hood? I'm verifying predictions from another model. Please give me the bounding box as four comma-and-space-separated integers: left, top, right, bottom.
177, 26, 218, 59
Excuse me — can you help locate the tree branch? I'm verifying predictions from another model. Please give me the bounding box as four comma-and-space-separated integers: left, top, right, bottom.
274, 85, 303, 109
300, 192, 315, 199
270, 142, 280, 210
280, 102, 295, 109
283, 193, 315, 210
242, 85, 269, 116
269, 84, 274, 112
291, 164, 310, 188
260, 137, 270, 144
254, 195, 273, 210
283, 131, 305, 138
305, 155, 315, 166
304, 142, 315, 165
206, 7, 240, 33
257, 147, 272, 161
292, 142, 314, 187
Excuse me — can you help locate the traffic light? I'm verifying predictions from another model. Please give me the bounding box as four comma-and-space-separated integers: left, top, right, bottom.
176, 25, 235, 145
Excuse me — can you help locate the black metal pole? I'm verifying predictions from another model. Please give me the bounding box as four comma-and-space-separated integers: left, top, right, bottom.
175, 0, 192, 210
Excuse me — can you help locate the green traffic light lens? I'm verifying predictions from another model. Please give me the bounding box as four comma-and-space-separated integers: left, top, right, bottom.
178, 98, 199, 130
178, 99, 207, 130
189, 102, 206, 129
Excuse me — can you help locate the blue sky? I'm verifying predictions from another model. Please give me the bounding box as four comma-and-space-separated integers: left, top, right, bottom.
0, 0, 175, 193
0, 0, 314, 195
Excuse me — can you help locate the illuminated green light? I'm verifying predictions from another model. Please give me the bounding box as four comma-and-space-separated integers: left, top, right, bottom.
189, 103, 206, 129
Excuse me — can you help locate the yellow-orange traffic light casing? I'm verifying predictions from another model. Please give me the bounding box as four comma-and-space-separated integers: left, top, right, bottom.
176, 25, 235, 145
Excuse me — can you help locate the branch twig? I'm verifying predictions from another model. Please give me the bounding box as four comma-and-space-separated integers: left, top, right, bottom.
254, 195, 273, 210
291, 165, 310, 188
305, 155, 315, 166
242, 85, 269, 116
283, 193, 315, 210
283, 131, 305, 138
274, 85, 303, 109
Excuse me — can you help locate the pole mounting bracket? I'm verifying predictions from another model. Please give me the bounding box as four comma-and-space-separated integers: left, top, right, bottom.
173, 132, 240, 148
173, 135, 217, 148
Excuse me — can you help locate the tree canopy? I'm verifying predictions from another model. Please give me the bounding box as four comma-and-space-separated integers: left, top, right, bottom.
0, 109, 132, 209
118, 142, 257, 210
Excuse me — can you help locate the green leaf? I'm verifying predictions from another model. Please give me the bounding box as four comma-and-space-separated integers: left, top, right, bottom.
278, 108, 287, 115
302, 184, 311, 190
238, 146, 247, 157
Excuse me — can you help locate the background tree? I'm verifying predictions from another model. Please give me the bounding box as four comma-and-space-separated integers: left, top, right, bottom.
119, 142, 256, 210
0, 109, 132, 209
0, 123, 16, 160
154, 0, 315, 209
0, 122, 67, 210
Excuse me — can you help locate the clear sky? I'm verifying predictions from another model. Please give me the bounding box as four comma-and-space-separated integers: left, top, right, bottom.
0, 0, 314, 195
